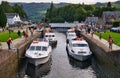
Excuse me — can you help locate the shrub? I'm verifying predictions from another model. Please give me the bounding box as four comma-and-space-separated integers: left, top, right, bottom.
113, 20, 120, 27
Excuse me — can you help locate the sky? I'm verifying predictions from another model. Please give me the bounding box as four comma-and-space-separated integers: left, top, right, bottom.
0, 0, 119, 4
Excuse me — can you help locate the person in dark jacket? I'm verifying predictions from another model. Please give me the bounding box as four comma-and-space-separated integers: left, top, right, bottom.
7, 37, 12, 49
99, 32, 102, 40
17, 30, 21, 37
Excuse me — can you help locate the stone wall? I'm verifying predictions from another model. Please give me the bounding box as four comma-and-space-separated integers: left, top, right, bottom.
0, 32, 41, 78
81, 33, 120, 78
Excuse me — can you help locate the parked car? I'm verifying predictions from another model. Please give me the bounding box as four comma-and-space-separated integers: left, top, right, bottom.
110, 27, 120, 32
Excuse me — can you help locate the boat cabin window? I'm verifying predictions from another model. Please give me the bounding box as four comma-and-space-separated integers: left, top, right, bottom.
29, 46, 35, 51
42, 46, 47, 51
72, 44, 88, 47
36, 46, 41, 51
45, 34, 55, 37
52, 35, 55, 37
29, 46, 48, 51
45, 35, 49, 37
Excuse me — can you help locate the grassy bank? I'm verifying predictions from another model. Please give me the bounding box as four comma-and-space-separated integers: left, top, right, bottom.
0, 32, 19, 42
95, 31, 120, 46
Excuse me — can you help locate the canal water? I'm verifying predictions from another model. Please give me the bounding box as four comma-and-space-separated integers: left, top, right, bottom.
14, 33, 97, 78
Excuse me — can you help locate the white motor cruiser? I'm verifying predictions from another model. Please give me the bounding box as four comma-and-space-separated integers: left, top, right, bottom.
66, 38, 92, 61
66, 30, 77, 43
25, 40, 52, 66
44, 32, 57, 45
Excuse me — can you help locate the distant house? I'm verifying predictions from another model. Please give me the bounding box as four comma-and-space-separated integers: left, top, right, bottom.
5, 13, 22, 26
102, 11, 120, 24
85, 17, 98, 26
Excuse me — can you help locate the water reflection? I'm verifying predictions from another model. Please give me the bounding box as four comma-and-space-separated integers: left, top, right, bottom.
68, 56, 92, 69
51, 43, 57, 49
26, 59, 51, 78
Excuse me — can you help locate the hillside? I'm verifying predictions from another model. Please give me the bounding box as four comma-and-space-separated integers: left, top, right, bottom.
94, 1, 120, 7
113, 1, 120, 7
10, 1, 120, 23
10, 2, 70, 23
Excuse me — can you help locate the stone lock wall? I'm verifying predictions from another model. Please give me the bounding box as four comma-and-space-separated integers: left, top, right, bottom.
0, 32, 41, 78
81, 33, 120, 78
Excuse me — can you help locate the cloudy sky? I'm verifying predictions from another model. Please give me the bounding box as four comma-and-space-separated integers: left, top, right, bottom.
0, 0, 118, 4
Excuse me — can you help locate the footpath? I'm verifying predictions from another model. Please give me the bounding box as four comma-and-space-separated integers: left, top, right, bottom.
86, 33, 120, 51
0, 27, 37, 50
1, 36, 27, 50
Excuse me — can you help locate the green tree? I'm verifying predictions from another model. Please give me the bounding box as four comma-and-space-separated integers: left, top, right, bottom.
113, 20, 120, 27
13, 4, 28, 18
50, 1, 54, 11
1, 1, 27, 19
51, 16, 64, 23
45, 3, 120, 23
47, 1, 55, 19
93, 7, 103, 17
74, 7, 87, 22
0, 5, 7, 30
105, 2, 113, 11
107, 2, 112, 8
1, 1, 14, 13
83, 5, 95, 12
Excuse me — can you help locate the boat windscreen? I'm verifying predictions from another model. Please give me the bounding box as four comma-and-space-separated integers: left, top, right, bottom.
73, 44, 88, 47
29, 46, 35, 51
29, 46, 47, 51
45, 35, 49, 37
29, 46, 41, 51
36, 46, 42, 51
42, 46, 47, 51
52, 35, 55, 37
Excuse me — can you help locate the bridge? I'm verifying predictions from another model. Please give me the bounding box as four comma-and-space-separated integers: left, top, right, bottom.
49, 23, 84, 32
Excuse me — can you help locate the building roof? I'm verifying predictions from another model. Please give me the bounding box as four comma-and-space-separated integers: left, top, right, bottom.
5, 13, 19, 18
50, 23, 76, 28
102, 11, 120, 19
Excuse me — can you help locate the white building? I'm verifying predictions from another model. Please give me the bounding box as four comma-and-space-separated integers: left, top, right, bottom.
6, 13, 21, 26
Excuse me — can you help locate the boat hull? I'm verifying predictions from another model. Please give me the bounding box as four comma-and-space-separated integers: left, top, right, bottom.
68, 51, 92, 61
27, 54, 50, 66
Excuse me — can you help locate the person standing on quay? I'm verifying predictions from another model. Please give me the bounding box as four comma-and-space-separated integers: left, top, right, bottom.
25, 30, 29, 41
23, 30, 26, 38
7, 37, 12, 49
30, 28, 34, 36
90, 30, 94, 38
99, 32, 102, 40
108, 36, 113, 49
17, 30, 21, 37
